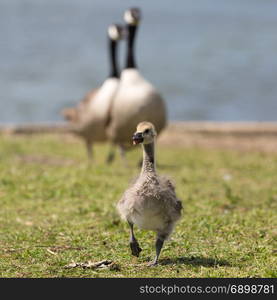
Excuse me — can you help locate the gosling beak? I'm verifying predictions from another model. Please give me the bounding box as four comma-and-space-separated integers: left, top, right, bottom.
132, 132, 143, 145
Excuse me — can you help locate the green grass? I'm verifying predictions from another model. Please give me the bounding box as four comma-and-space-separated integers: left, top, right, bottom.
0, 134, 276, 278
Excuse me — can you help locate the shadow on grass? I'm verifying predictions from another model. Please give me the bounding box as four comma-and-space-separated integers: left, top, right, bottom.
159, 256, 231, 267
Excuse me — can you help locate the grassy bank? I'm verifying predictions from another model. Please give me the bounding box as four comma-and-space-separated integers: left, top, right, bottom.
0, 134, 276, 277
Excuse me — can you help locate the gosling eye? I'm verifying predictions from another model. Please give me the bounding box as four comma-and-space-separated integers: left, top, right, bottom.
144, 129, 150, 134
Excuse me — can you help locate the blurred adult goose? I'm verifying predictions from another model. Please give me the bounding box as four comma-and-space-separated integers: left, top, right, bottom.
61, 24, 124, 159
117, 122, 182, 265
106, 8, 167, 163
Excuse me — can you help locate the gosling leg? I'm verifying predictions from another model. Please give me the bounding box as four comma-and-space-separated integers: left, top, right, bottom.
128, 221, 142, 257
148, 237, 165, 266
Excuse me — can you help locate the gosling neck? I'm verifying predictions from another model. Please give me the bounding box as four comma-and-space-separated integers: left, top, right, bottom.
125, 24, 137, 69
141, 142, 156, 174
109, 39, 119, 78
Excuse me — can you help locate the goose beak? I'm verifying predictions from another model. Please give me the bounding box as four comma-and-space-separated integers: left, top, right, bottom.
132, 132, 144, 145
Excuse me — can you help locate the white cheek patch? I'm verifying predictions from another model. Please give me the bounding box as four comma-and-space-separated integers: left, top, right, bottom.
124, 10, 135, 24
108, 26, 119, 40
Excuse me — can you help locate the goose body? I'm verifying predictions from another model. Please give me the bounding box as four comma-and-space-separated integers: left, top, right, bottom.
117, 122, 182, 265
62, 89, 98, 124
79, 77, 119, 140
107, 69, 166, 145
61, 24, 123, 158
106, 8, 167, 155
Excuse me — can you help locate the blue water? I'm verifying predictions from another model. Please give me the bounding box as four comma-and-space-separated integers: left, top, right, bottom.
0, 0, 277, 123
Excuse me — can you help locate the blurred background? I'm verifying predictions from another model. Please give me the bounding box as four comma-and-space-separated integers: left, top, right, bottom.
0, 0, 277, 124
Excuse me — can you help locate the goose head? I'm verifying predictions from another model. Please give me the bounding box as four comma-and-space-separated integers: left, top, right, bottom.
108, 24, 125, 41
133, 122, 157, 145
124, 7, 141, 26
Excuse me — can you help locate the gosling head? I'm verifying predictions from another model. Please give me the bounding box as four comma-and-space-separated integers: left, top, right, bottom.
124, 7, 141, 26
132, 122, 157, 145
108, 24, 125, 41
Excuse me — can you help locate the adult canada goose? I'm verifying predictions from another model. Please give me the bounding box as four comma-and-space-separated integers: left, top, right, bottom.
117, 122, 182, 265
61, 24, 124, 159
106, 8, 167, 163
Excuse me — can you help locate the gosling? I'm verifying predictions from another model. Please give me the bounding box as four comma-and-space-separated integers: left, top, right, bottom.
117, 122, 182, 265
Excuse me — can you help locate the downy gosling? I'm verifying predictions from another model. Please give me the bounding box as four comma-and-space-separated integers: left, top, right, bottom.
117, 122, 182, 265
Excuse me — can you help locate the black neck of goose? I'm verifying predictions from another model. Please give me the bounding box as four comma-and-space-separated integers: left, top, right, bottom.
141, 142, 156, 174
109, 39, 119, 78
126, 24, 137, 69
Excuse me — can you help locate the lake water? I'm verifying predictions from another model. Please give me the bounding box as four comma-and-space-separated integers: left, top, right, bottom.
0, 0, 277, 123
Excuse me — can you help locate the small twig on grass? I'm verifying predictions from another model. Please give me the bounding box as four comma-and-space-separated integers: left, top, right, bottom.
64, 260, 120, 271
46, 248, 58, 255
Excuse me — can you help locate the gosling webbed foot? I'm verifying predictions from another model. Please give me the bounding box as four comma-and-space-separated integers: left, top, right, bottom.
130, 241, 142, 257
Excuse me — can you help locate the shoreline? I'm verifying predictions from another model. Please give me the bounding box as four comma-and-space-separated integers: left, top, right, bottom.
1, 121, 277, 153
